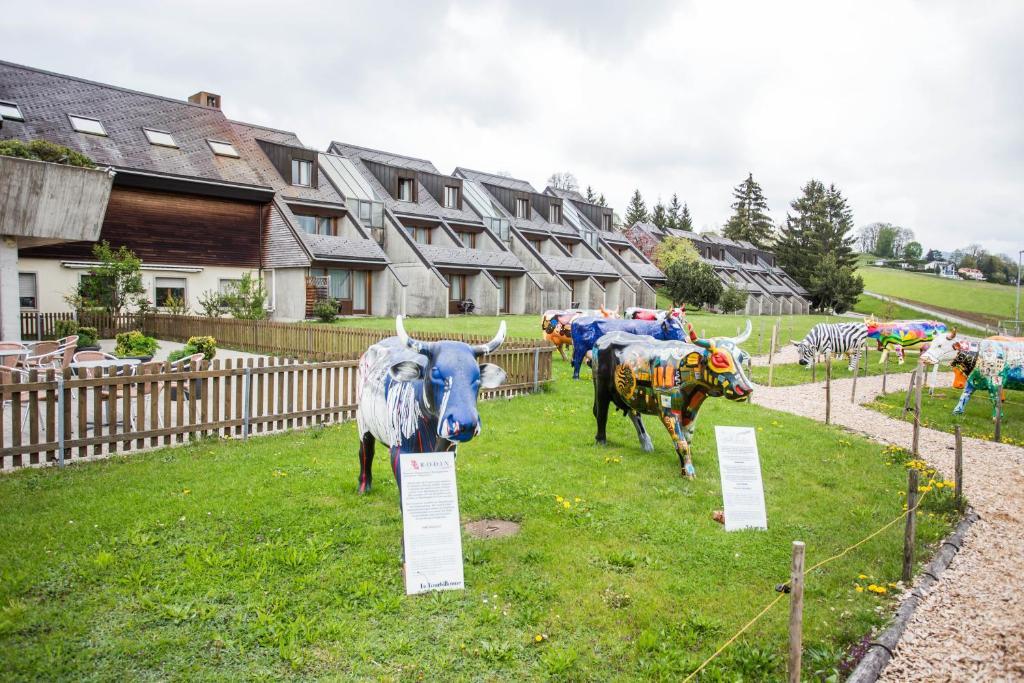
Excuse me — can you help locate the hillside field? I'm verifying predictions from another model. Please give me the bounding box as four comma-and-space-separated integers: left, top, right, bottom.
859, 266, 1020, 325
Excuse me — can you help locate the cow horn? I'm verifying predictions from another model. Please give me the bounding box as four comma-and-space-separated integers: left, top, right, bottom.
731, 320, 752, 345
396, 315, 431, 354
473, 321, 506, 356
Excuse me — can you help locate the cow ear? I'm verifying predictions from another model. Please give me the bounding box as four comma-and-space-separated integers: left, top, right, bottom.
479, 363, 507, 389
790, 340, 800, 347
389, 360, 424, 382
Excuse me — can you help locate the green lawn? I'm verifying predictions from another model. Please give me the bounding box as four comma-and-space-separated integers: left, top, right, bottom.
867, 385, 1024, 447
751, 354, 918, 387
0, 361, 958, 680
859, 266, 1018, 325
852, 295, 988, 337
327, 313, 848, 356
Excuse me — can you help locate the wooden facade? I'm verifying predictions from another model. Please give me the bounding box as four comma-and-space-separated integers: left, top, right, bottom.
21, 186, 265, 267
256, 139, 319, 187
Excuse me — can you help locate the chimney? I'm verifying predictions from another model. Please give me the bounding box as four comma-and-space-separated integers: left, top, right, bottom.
188, 91, 221, 109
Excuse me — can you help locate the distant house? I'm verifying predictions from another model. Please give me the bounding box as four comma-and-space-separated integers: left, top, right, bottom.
924, 260, 957, 278
957, 267, 985, 281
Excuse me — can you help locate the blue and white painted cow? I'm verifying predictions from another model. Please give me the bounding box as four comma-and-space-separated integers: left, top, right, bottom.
570, 315, 694, 379
952, 337, 1024, 418
355, 316, 507, 494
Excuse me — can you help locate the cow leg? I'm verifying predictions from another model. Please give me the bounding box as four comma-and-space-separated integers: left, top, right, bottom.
629, 412, 654, 452
953, 381, 975, 415
571, 345, 584, 380
660, 411, 695, 478
988, 381, 1002, 420
557, 343, 569, 362
879, 346, 889, 365
896, 346, 906, 365
357, 431, 376, 494
593, 387, 611, 446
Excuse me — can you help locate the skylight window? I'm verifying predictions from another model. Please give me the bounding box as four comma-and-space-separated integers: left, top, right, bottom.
207, 139, 239, 157
68, 115, 107, 136
0, 101, 24, 121
143, 128, 178, 148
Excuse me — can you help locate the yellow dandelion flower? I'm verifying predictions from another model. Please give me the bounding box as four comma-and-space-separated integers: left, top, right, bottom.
858, 574, 868, 579
556, 496, 564, 503
563, 501, 571, 509
182, 489, 191, 495
855, 585, 864, 592
574, 497, 582, 503
534, 634, 543, 643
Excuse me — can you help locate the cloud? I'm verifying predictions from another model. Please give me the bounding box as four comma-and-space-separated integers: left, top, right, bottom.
2, 0, 1021, 254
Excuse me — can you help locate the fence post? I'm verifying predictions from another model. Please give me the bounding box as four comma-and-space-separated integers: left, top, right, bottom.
850, 348, 860, 404
532, 348, 540, 392
954, 425, 963, 511
912, 362, 923, 456
35, 312, 43, 341
242, 366, 252, 439
901, 370, 917, 418
902, 468, 919, 583
56, 373, 65, 467
824, 352, 832, 425
788, 541, 806, 683
994, 388, 1003, 443
882, 351, 888, 394
767, 323, 778, 387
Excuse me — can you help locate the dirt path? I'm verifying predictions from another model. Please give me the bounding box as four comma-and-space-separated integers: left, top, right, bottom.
752, 372, 1024, 681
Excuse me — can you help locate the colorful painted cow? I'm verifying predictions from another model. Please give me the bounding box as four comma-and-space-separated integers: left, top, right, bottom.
355, 316, 507, 494
625, 307, 685, 321
920, 329, 979, 390
570, 315, 694, 379
541, 308, 616, 361
865, 318, 947, 364
952, 338, 1024, 418
591, 322, 754, 477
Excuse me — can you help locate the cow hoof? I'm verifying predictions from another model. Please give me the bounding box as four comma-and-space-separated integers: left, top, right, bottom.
595, 438, 607, 446
358, 484, 371, 495
640, 438, 654, 452
683, 464, 696, 478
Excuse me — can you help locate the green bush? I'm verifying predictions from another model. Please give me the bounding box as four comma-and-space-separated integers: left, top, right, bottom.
114, 330, 158, 358
718, 285, 748, 314
77, 326, 99, 348
167, 336, 217, 364
0, 139, 96, 168
54, 318, 79, 339
313, 298, 338, 323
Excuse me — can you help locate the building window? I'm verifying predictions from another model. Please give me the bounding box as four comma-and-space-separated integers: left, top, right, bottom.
398, 178, 414, 202
68, 114, 107, 136
529, 238, 543, 253
317, 216, 334, 235
18, 272, 37, 309
601, 214, 612, 231
154, 277, 187, 307
218, 278, 241, 294
296, 215, 333, 235
143, 128, 178, 148
449, 274, 466, 301
549, 203, 562, 224
444, 185, 460, 208
0, 101, 25, 121
515, 198, 530, 219
488, 217, 510, 243
207, 139, 240, 157
292, 159, 312, 187
459, 232, 477, 249
406, 226, 430, 244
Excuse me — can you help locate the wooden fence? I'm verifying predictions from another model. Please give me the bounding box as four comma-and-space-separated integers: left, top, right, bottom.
20, 311, 142, 340
0, 346, 552, 470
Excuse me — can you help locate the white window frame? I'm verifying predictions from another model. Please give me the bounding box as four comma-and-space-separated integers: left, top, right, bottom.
515, 198, 530, 219
218, 278, 242, 295
549, 204, 562, 224
291, 158, 312, 187
143, 128, 178, 148
317, 216, 333, 236
207, 139, 240, 157
397, 178, 414, 202
154, 276, 187, 308
0, 101, 24, 121
444, 185, 460, 208
68, 114, 107, 136
18, 272, 37, 309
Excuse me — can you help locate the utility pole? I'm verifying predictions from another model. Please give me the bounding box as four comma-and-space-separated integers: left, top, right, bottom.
1016, 250, 1022, 335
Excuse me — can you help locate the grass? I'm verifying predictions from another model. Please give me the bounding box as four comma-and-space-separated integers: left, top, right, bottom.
326, 313, 848, 356
867, 385, 1024, 446
751, 354, 918, 387
859, 266, 1018, 326
0, 360, 959, 680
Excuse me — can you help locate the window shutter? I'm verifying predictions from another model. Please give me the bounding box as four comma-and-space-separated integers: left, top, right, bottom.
18, 273, 36, 299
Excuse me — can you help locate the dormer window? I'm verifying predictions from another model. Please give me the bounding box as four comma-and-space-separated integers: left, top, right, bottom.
398, 178, 414, 202
0, 101, 24, 121
143, 128, 178, 148
207, 139, 239, 157
444, 185, 460, 209
68, 115, 107, 136
291, 159, 312, 187
549, 203, 562, 224
515, 198, 530, 219
601, 214, 612, 231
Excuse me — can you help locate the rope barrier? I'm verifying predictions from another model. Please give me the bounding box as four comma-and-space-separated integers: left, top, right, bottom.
680, 487, 932, 681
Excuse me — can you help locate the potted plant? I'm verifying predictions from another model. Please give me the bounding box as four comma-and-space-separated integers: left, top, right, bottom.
114, 330, 158, 362
53, 319, 101, 351
167, 336, 217, 400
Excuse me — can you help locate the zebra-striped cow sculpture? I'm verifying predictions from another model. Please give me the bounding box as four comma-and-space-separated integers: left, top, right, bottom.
791, 322, 869, 371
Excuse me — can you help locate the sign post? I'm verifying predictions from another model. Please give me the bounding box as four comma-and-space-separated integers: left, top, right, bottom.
715, 426, 768, 531
400, 451, 465, 595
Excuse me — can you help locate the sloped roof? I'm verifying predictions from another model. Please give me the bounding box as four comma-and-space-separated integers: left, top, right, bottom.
230, 121, 345, 204
627, 261, 666, 280
302, 233, 388, 263
455, 167, 536, 193
0, 60, 268, 189
417, 245, 524, 271
329, 142, 438, 173
546, 187, 588, 203
544, 255, 619, 277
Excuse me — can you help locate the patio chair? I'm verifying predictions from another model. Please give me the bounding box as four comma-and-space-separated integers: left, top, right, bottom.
135, 354, 204, 429
56, 335, 79, 369
20, 349, 64, 373
73, 350, 118, 363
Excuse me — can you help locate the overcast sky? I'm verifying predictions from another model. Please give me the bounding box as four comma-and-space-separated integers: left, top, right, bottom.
3, 1, 1021, 255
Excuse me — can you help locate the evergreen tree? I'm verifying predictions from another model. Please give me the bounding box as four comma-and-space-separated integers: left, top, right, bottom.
775, 179, 863, 311
585, 185, 597, 203
667, 194, 683, 229
722, 173, 774, 247
597, 194, 607, 207
679, 202, 694, 231
651, 200, 669, 231
624, 189, 648, 227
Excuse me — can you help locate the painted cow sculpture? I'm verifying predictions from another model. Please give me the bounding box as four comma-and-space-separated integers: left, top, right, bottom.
950, 337, 1024, 418
541, 307, 616, 361
570, 314, 694, 379
355, 316, 507, 494
591, 322, 754, 477
921, 330, 1023, 392
625, 307, 684, 321
865, 318, 947, 364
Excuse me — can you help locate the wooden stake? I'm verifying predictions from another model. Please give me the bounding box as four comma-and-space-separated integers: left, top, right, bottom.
954, 425, 963, 511
913, 363, 923, 456
994, 388, 1003, 443
825, 352, 832, 425
902, 370, 917, 418
850, 348, 861, 404
902, 468, 919, 583
811, 355, 817, 383
788, 541, 806, 683
768, 323, 778, 387
882, 350, 888, 394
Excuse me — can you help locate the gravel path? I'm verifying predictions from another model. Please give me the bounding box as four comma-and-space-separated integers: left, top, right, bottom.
752, 372, 1024, 681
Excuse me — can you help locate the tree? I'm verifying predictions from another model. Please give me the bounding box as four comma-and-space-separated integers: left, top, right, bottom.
893, 227, 915, 259
650, 200, 670, 231
925, 248, 944, 262
719, 284, 748, 314
624, 189, 648, 227
597, 193, 608, 207
664, 260, 723, 310
547, 171, 578, 192
807, 254, 864, 313
585, 185, 597, 203
222, 272, 268, 320
652, 236, 701, 271
874, 224, 897, 258
65, 241, 149, 315
667, 194, 683, 229
857, 223, 883, 253
678, 203, 694, 232
903, 241, 923, 262
774, 179, 862, 310
722, 173, 774, 247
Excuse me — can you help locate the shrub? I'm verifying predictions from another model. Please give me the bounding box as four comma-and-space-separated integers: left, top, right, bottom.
313, 298, 338, 323
63, 242, 148, 315
167, 336, 217, 363
77, 326, 99, 348
0, 139, 95, 168
222, 273, 268, 320
114, 330, 158, 358
163, 293, 191, 316
54, 318, 79, 339
663, 260, 723, 310
197, 289, 226, 318
719, 285, 748, 314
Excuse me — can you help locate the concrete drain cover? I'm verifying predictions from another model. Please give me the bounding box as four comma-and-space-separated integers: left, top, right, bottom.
464, 519, 520, 539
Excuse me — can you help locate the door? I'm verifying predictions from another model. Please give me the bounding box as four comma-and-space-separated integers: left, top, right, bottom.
498, 276, 510, 314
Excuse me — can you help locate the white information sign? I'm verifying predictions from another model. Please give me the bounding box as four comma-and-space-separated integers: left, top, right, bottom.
399, 451, 465, 595
715, 426, 768, 531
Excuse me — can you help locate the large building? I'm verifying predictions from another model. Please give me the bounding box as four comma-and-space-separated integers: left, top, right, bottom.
0, 60, 668, 320
626, 221, 810, 314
